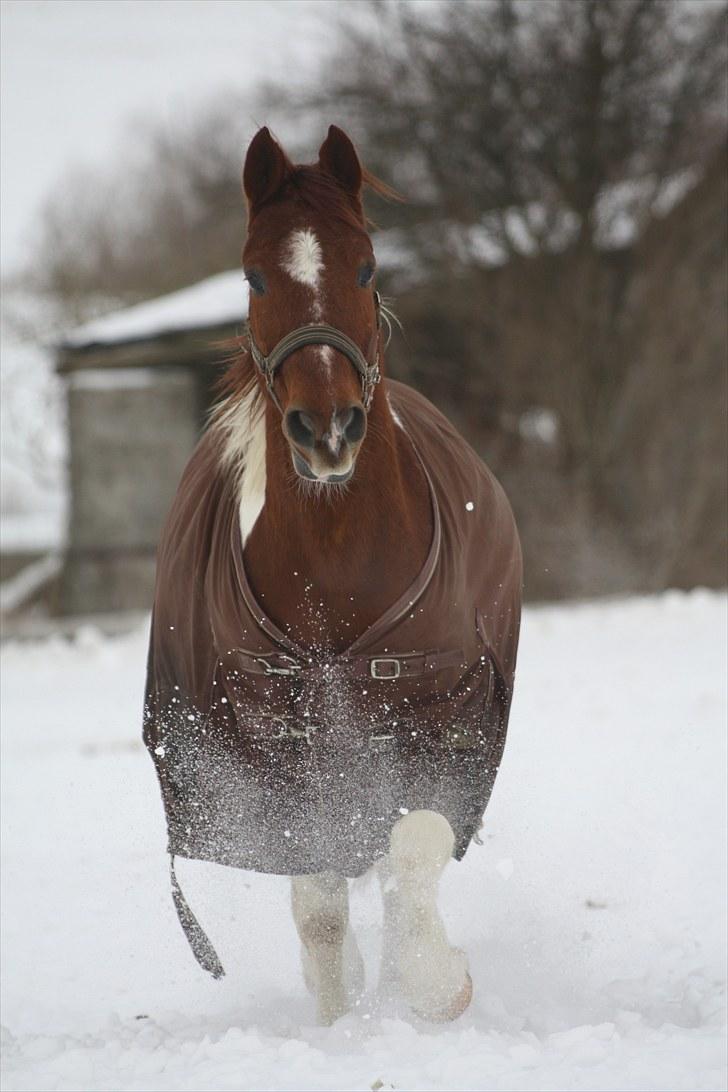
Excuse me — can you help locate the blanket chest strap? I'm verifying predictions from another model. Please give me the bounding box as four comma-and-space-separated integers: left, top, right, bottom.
226, 646, 466, 680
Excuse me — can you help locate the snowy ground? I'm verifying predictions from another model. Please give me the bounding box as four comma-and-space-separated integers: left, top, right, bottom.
1, 591, 726, 1091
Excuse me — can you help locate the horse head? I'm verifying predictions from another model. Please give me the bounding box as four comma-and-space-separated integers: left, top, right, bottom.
242, 125, 381, 485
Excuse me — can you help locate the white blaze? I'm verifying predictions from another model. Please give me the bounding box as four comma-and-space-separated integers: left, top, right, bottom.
326, 410, 344, 455
282, 227, 328, 364
282, 229, 324, 289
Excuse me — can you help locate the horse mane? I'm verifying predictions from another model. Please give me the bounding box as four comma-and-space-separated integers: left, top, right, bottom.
209, 347, 266, 532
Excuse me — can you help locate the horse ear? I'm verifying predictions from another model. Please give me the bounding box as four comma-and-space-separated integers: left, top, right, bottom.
243, 127, 288, 208
318, 125, 362, 196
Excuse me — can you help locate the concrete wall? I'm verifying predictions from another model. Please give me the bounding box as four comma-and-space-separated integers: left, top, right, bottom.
60, 367, 199, 614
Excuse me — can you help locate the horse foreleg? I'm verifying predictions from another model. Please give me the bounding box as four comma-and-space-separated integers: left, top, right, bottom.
290, 872, 363, 1025
384, 809, 472, 1021
376, 855, 403, 997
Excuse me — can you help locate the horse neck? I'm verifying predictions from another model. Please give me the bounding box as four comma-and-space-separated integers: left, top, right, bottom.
243, 390, 433, 651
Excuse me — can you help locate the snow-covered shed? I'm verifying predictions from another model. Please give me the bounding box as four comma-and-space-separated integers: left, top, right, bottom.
56, 272, 250, 615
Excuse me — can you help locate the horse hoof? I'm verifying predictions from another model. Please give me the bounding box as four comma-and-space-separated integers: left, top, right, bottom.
413, 972, 473, 1023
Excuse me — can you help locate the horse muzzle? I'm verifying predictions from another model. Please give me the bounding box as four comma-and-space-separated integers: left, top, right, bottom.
292, 449, 355, 484
285, 404, 364, 484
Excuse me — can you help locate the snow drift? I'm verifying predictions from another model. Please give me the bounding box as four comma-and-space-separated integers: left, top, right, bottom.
1, 591, 726, 1091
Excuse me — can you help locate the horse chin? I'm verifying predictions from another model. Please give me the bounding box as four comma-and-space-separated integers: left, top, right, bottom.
291, 448, 354, 486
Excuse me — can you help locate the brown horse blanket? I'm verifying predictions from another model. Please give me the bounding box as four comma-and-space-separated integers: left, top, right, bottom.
144, 380, 521, 970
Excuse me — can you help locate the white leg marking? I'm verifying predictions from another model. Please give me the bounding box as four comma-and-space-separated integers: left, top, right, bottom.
384, 810, 472, 1020
291, 872, 364, 1025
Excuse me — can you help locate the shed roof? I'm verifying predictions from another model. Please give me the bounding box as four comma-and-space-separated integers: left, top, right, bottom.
62, 270, 249, 351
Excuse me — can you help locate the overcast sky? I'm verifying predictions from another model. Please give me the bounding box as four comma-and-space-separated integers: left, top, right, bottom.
0, 0, 338, 275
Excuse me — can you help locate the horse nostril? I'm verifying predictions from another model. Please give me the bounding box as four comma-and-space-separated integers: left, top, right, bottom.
285, 409, 316, 449
340, 405, 366, 445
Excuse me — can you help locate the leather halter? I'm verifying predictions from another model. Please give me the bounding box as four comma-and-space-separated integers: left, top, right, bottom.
245, 292, 382, 413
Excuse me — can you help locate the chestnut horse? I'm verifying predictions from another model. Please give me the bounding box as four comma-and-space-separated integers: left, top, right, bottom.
144, 126, 522, 1024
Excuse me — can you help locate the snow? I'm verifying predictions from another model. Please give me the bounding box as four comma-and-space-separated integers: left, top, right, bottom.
2, 590, 726, 1091
62, 272, 251, 349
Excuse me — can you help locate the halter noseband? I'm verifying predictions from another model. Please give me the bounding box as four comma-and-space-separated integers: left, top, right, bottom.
245, 292, 382, 414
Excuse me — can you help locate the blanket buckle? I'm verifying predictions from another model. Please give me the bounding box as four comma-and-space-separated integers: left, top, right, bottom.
268, 716, 318, 744
257, 655, 302, 676
370, 657, 401, 679
289, 721, 318, 745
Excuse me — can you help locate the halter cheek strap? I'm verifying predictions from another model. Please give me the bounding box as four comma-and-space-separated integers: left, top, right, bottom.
246, 292, 382, 413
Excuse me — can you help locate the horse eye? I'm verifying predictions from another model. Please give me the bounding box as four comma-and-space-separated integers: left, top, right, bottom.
357, 263, 375, 288
245, 269, 266, 295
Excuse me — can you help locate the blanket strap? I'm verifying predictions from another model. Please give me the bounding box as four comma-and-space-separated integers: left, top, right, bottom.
169, 855, 225, 979
227, 646, 466, 680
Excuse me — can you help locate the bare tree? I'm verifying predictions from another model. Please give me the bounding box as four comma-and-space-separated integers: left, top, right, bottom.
20, 1, 726, 312
22, 98, 250, 321
299, 0, 727, 259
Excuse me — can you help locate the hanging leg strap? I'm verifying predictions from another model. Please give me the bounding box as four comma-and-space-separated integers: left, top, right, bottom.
169, 856, 225, 979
